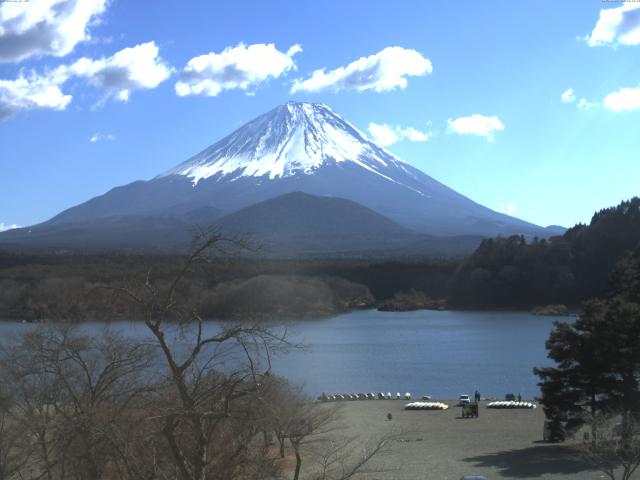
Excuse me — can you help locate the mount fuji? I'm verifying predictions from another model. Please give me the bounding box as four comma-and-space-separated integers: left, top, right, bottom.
0, 102, 562, 254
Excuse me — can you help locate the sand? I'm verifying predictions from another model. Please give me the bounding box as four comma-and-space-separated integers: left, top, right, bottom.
314, 400, 608, 480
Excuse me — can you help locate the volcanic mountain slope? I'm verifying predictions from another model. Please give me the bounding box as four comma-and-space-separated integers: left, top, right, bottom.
215, 192, 441, 257
0, 192, 485, 257
218, 192, 412, 238
0, 102, 562, 253
219, 192, 491, 257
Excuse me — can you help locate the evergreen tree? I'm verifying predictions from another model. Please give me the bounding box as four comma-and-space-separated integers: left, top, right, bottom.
534, 300, 619, 438
535, 252, 640, 442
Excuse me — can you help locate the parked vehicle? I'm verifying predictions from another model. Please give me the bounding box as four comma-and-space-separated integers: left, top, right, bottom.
459, 394, 471, 405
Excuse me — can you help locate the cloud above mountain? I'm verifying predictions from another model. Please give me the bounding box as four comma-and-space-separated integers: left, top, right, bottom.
89, 132, 115, 143
0, 72, 71, 121
66, 41, 172, 102
447, 114, 504, 141
0, 41, 171, 120
561, 88, 576, 104
560, 88, 599, 110
0, 0, 107, 63
604, 85, 640, 112
561, 85, 640, 113
367, 122, 429, 146
175, 43, 301, 97
586, 2, 640, 47
291, 46, 431, 93
0, 222, 20, 232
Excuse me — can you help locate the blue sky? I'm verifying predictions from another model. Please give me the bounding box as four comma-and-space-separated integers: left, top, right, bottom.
1, 0, 639, 230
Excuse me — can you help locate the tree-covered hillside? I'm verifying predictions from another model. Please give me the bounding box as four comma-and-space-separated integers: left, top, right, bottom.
450, 197, 640, 309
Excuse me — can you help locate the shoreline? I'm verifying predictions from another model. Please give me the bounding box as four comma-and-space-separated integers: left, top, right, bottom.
0, 306, 579, 323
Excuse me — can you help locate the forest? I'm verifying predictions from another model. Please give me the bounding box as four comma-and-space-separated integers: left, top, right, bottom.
449, 197, 640, 309
0, 197, 638, 320
0, 237, 397, 480
0, 248, 456, 321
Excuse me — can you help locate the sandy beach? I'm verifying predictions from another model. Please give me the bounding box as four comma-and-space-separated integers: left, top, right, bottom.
315, 400, 606, 480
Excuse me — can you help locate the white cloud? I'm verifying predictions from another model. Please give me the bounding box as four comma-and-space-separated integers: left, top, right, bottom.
0, 222, 20, 232
89, 132, 115, 142
446, 114, 504, 141
367, 122, 429, 146
497, 202, 518, 216
67, 41, 172, 102
291, 46, 432, 94
586, 2, 640, 47
0, 0, 108, 63
561, 85, 640, 112
561, 88, 576, 103
0, 41, 171, 120
0, 72, 71, 121
175, 43, 300, 97
603, 85, 640, 111
367, 122, 397, 146
560, 88, 599, 110
577, 98, 599, 110
401, 126, 429, 142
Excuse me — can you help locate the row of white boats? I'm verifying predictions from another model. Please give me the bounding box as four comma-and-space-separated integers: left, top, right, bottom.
404, 402, 449, 410
486, 401, 537, 409
319, 392, 422, 401
318, 393, 538, 410
404, 401, 536, 410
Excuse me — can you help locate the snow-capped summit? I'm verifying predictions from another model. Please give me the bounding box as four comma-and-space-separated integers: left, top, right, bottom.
161, 102, 418, 190
10, 101, 557, 245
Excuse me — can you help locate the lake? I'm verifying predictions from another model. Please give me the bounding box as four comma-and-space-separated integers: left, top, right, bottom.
273, 309, 567, 400
0, 309, 569, 400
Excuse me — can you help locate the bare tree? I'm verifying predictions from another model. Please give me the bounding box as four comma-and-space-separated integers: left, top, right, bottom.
108, 231, 404, 480
0, 231, 401, 480
308, 433, 400, 480
0, 339, 61, 480
579, 412, 640, 480
258, 378, 400, 480
109, 231, 292, 480
0, 389, 31, 480
0, 325, 157, 480
258, 377, 313, 460
288, 403, 337, 480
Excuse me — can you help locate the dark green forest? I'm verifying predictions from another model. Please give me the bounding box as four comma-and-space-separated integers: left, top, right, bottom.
449, 197, 640, 309
0, 251, 456, 320
0, 197, 638, 320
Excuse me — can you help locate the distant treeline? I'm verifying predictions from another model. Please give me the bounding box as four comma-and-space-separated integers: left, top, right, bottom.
449, 197, 640, 309
0, 252, 457, 321
2, 197, 638, 320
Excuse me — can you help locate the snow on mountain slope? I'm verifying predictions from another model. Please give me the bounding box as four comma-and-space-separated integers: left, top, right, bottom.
160, 102, 422, 192
8, 101, 558, 243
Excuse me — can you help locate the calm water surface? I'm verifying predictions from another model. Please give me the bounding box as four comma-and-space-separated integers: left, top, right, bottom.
0, 310, 569, 400
272, 309, 567, 399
